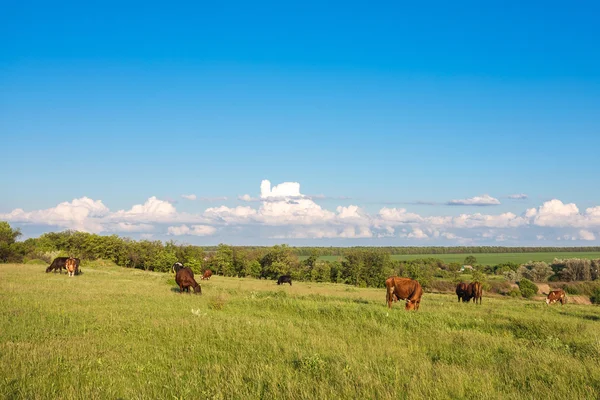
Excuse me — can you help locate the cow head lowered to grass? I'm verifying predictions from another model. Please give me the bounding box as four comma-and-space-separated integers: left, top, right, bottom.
385, 276, 423, 311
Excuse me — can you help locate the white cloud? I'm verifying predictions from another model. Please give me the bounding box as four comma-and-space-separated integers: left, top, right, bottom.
181, 194, 197, 200
4, 181, 600, 244
447, 194, 501, 206
579, 230, 596, 241
0, 197, 109, 233
167, 224, 216, 236
407, 228, 428, 239
199, 196, 228, 202
508, 194, 528, 200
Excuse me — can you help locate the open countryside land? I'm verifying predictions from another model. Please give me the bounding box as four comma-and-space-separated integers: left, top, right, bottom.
1, 264, 600, 399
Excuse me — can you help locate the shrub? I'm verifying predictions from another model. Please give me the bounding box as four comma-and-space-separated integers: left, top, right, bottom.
508, 288, 521, 297
518, 278, 538, 298
589, 288, 600, 304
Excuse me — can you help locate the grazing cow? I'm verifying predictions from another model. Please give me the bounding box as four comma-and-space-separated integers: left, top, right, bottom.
172, 262, 185, 274
46, 257, 81, 275
385, 276, 423, 311
546, 289, 567, 305
202, 269, 213, 280
277, 275, 292, 285
175, 267, 201, 294
466, 281, 483, 304
456, 282, 469, 302
65, 257, 77, 277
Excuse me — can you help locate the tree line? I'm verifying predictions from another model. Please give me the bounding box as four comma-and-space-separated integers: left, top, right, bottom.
1, 222, 598, 288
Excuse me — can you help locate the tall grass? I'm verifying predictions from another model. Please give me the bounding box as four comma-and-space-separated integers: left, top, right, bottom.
1, 264, 599, 399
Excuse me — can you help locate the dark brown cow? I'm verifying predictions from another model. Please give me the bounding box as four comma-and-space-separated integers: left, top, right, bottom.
546, 289, 566, 305
385, 276, 423, 311
467, 281, 483, 304
456, 282, 469, 302
202, 269, 213, 280
175, 267, 201, 294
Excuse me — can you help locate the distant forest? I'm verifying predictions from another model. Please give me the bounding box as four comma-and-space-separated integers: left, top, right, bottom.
1, 222, 599, 289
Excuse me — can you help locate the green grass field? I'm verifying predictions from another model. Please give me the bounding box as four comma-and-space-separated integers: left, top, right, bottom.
302, 252, 600, 264
1, 264, 599, 399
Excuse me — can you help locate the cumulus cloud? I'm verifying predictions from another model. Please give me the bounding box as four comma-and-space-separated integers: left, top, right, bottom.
0, 197, 109, 232
447, 194, 500, 206
181, 194, 197, 200
167, 224, 216, 236
508, 193, 528, 200
4, 180, 600, 244
579, 230, 596, 241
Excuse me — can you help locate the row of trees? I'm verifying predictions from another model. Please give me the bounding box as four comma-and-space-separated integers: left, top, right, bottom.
1, 222, 599, 287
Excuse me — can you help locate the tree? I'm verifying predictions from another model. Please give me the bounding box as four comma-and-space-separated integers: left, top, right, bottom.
518, 261, 554, 282
464, 255, 477, 265
0, 222, 23, 263
518, 278, 538, 298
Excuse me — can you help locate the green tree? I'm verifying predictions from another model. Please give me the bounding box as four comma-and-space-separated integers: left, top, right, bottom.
464, 255, 477, 265
0, 222, 23, 262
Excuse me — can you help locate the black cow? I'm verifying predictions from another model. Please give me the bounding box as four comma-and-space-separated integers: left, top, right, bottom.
46, 257, 81, 275
277, 275, 292, 286
175, 267, 201, 294
172, 262, 185, 274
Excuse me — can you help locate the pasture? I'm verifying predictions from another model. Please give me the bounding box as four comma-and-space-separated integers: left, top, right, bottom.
1, 264, 600, 399
303, 251, 600, 264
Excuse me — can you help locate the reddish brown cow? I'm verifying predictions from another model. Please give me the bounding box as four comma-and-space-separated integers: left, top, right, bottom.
202, 269, 213, 280
385, 277, 423, 311
467, 281, 483, 304
456, 282, 469, 302
65, 257, 77, 277
175, 267, 202, 294
546, 289, 566, 305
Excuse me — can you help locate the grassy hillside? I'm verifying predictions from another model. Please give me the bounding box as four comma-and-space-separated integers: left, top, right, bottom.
303, 252, 600, 264
1, 264, 599, 399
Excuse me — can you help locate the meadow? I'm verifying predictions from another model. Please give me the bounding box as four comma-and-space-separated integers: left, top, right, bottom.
302, 252, 600, 265
1, 264, 600, 399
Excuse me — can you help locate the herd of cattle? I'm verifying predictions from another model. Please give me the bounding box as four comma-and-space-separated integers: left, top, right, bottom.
44, 258, 568, 309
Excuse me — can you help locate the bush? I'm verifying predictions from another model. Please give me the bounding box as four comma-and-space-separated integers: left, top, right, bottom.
518, 278, 538, 298
590, 288, 600, 305
508, 288, 521, 297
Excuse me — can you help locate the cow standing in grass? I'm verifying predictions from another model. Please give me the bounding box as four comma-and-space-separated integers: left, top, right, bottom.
277, 275, 292, 285
456, 282, 469, 302
385, 277, 423, 311
175, 267, 201, 294
65, 257, 77, 277
467, 281, 483, 304
46, 257, 80, 275
546, 289, 567, 305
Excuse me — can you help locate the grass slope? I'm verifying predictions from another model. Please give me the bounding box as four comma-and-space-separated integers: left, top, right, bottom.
304, 252, 600, 264
1, 264, 599, 399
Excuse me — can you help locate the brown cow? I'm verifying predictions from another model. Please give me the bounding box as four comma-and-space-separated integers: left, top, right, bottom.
202, 269, 213, 280
546, 289, 566, 305
456, 282, 469, 302
175, 267, 202, 294
385, 277, 423, 311
467, 281, 483, 304
65, 257, 77, 277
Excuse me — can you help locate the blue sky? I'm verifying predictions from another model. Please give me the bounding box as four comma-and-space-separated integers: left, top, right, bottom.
1, 1, 599, 245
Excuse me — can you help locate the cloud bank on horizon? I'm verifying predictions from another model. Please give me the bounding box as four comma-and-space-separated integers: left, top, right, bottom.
1, 180, 599, 244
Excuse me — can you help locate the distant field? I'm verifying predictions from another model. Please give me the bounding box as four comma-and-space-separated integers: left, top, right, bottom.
301, 252, 600, 264
1, 264, 599, 399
